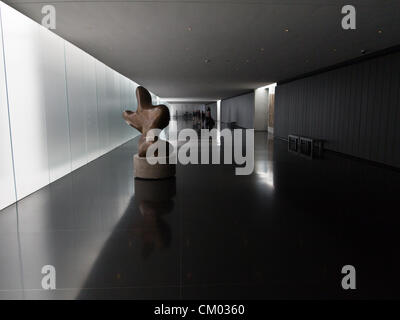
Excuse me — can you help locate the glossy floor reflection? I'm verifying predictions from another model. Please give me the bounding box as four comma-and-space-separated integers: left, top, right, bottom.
1, 119, 400, 299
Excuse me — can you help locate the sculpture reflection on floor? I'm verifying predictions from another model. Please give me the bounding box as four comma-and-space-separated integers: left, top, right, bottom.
132, 178, 175, 258
77, 177, 176, 298
123, 86, 175, 179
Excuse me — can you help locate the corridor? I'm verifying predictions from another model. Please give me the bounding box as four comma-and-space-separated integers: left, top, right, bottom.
1, 120, 399, 299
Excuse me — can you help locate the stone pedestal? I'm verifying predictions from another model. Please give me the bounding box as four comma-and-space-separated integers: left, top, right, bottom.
133, 154, 176, 179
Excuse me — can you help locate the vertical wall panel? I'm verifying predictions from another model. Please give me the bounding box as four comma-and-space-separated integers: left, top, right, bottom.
84, 54, 100, 163
340, 69, 347, 152
385, 55, 400, 164
393, 56, 400, 166
95, 61, 109, 155
321, 73, 329, 143
126, 79, 133, 139
366, 61, 376, 160
365, 59, 377, 160
107, 68, 115, 149
337, 69, 346, 153
221, 92, 255, 128
132, 81, 139, 111
112, 71, 121, 148
254, 88, 269, 130
119, 76, 124, 141
331, 69, 340, 149
358, 60, 369, 159
2, 4, 50, 200
372, 57, 385, 163
128, 81, 134, 112
347, 64, 358, 155
124, 78, 132, 140
104, 66, 114, 151
65, 42, 87, 170
0, 2, 141, 208
274, 87, 281, 136
378, 57, 391, 163
275, 51, 400, 168
41, 29, 71, 183
0, 7, 16, 210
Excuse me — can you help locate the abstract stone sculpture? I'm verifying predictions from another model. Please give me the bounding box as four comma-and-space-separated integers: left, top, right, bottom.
123, 86, 175, 179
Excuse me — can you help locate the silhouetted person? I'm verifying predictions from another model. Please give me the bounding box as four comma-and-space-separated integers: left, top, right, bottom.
205, 107, 215, 129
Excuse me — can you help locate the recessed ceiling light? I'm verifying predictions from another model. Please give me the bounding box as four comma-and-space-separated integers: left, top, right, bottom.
378, 29, 383, 34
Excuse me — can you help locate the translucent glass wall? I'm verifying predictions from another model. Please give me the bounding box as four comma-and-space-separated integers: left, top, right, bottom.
0, 3, 149, 209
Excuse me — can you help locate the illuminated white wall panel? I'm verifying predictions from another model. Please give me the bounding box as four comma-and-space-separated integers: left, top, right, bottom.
120, 77, 130, 142
83, 54, 100, 163
1, 4, 50, 200
95, 62, 109, 155
41, 29, 71, 182
104, 67, 113, 150
111, 71, 121, 149
125, 77, 132, 141
103, 67, 112, 152
65, 42, 88, 171
111, 69, 121, 150
0, 2, 142, 207
0, 10, 16, 210
131, 81, 139, 111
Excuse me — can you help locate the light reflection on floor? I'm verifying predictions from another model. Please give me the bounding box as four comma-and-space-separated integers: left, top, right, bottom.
0, 119, 400, 299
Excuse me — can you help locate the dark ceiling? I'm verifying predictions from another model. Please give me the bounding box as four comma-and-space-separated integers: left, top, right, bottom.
4, 0, 400, 101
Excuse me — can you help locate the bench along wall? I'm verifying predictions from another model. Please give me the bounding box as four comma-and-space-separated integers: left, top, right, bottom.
274, 50, 400, 168
0, 3, 147, 210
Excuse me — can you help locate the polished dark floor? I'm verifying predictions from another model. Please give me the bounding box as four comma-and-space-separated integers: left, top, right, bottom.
1, 119, 400, 299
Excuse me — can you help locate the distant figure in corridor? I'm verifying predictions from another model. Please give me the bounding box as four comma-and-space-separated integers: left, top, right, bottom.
205, 106, 215, 129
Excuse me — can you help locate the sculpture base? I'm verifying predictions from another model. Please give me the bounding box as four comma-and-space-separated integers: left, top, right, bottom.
133, 154, 176, 180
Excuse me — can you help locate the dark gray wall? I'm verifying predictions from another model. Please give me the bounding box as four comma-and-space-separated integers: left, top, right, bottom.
221, 92, 255, 129
275, 51, 400, 168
